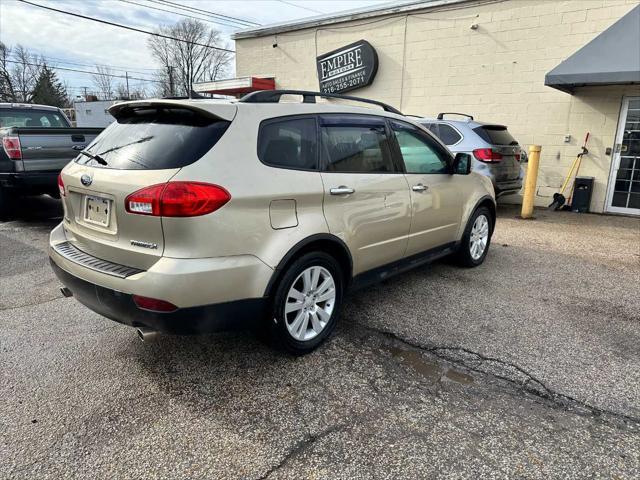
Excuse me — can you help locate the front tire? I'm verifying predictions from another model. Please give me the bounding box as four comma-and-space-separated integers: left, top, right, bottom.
456, 206, 493, 267
270, 251, 343, 355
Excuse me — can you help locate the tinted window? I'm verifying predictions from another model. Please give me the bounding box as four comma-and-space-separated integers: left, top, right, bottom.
0, 109, 69, 128
391, 121, 449, 174
258, 117, 317, 169
437, 124, 462, 145
321, 116, 395, 173
77, 107, 229, 170
473, 125, 518, 145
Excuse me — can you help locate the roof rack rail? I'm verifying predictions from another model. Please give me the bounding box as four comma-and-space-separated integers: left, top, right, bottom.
240, 89, 402, 115
436, 112, 473, 121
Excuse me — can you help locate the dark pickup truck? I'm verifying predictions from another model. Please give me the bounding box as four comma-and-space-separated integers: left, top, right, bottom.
0, 103, 103, 217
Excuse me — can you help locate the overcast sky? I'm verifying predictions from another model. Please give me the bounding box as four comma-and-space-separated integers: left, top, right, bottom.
0, 0, 391, 98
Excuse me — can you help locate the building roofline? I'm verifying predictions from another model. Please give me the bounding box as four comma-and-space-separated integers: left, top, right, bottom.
231, 0, 476, 39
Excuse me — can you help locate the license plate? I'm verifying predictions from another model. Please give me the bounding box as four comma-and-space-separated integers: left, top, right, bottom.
84, 195, 111, 227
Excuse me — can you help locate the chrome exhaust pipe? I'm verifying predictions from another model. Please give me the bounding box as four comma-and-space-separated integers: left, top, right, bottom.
136, 327, 159, 343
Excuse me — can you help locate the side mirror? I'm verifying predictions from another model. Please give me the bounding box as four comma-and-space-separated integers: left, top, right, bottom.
452, 153, 472, 175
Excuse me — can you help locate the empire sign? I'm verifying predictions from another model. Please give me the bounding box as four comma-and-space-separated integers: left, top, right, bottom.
316, 40, 378, 94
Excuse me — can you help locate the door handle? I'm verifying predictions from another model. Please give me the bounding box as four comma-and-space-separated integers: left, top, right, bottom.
330, 186, 355, 195
412, 184, 428, 192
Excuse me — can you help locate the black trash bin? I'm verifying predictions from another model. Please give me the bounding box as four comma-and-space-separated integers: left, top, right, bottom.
572, 176, 594, 213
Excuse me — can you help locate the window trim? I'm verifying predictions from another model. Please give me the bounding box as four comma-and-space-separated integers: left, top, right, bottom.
388, 119, 453, 175
318, 113, 402, 174
257, 114, 320, 172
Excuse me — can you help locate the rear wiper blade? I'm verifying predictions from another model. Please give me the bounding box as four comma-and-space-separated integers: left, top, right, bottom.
78, 150, 108, 166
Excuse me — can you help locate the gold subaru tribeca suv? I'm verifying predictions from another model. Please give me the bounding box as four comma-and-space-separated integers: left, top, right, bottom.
49, 91, 495, 354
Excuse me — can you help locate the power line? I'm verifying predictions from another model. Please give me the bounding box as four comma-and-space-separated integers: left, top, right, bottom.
275, 0, 325, 15
150, 0, 260, 26
117, 0, 245, 29
4, 59, 163, 84
16, 0, 236, 54
15, 53, 160, 76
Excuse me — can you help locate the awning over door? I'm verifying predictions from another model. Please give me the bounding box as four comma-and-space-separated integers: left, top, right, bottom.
545, 5, 640, 93
193, 76, 275, 96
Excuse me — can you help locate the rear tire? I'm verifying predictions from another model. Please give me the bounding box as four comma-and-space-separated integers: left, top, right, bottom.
456, 206, 493, 267
270, 251, 343, 355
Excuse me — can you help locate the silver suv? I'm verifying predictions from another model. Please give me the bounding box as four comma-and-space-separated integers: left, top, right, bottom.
416, 113, 523, 197
49, 91, 496, 354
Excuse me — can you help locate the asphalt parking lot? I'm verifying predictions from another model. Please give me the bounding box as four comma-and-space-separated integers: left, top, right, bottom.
1, 196, 639, 479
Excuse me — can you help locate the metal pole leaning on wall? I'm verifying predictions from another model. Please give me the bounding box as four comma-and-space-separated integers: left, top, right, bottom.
520, 145, 542, 219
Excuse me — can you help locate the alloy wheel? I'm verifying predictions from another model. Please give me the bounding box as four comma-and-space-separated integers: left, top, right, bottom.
284, 266, 336, 341
469, 214, 489, 260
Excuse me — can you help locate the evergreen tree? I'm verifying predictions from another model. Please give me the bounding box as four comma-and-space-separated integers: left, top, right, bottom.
31, 65, 68, 107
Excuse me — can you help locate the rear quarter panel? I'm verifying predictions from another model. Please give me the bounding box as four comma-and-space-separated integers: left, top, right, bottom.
454, 172, 496, 240
161, 105, 329, 269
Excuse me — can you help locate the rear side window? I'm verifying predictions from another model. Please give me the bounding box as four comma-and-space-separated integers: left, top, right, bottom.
258, 117, 317, 170
437, 124, 462, 145
320, 116, 396, 173
0, 109, 69, 128
78, 107, 230, 170
473, 125, 518, 145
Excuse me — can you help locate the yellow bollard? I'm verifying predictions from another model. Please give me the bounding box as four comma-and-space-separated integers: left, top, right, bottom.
520, 145, 542, 219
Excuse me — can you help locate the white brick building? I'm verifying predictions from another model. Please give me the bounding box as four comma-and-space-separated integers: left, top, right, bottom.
217, 0, 640, 215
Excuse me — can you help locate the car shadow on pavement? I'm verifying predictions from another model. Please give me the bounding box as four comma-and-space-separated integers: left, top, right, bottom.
1, 194, 63, 225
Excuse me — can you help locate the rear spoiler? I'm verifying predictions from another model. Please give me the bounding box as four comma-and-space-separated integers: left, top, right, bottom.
108, 100, 237, 122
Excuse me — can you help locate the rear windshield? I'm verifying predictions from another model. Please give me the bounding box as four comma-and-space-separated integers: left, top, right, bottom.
473, 125, 518, 145
77, 107, 230, 170
0, 109, 69, 128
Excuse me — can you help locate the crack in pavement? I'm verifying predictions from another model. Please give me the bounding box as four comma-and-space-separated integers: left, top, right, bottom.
254, 421, 354, 480
361, 324, 640, 427
0, 295, 64, 313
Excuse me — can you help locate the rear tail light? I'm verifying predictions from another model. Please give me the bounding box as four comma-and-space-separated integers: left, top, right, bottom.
133, 295, 178, 312
57, 173, 66, 197
473, 148, 503, 162
2, 136, 22, 160
125, 182, 231, 217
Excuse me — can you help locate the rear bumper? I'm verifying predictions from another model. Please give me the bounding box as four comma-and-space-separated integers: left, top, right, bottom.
0, 172, 58, 189
48, 222, 274, 333
494, 181, 522, 197
50, 259, 268, 334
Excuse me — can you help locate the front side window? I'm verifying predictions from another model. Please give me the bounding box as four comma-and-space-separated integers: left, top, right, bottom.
258, 117, 317, 170
391, 121, 450, 174
320, 116, 395, 173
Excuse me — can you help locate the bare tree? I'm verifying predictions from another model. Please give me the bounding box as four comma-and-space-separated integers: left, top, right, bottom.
0, 44, 44, 102
115, 83, 129, 100
0, 42, 15, 101
91, 66, 115, 100
115, 82, 147, 100
148, 19, 232, 96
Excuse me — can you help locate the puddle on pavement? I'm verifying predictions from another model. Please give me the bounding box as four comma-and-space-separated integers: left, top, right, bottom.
387, 346, 442, 382
387, 345, 474, 385
444, 368, 474, 385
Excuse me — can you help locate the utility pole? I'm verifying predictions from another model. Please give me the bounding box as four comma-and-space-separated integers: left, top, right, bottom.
82, 86, 88, 100
167, 66, 174, 97
125, 72, 130, 99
